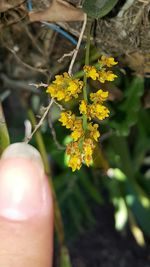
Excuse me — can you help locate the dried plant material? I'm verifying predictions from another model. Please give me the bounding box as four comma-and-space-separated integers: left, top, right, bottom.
125, 52, 150, 75
0, 0, 24, 12
29, 0, 84, 22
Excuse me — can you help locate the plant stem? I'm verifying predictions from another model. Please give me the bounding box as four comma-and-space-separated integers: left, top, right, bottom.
83, 19, 91, 101
0, 101, 10, 155
82, 18, 92, 130
27, 109, 72, 266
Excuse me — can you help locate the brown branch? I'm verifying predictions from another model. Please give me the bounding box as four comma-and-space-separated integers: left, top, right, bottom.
6, 46, 47, 74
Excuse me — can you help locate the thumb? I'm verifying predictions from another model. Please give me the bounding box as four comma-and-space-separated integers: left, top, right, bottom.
0, 143, 53, 267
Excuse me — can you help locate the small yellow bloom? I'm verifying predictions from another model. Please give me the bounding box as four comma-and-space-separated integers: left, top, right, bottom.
46, 85, 56, 98
79, 100, 87, 114
98, 70, 117, 83
66, 142, 82, 171
67, 80, 83, 98
71, 119, 83, 141
90, 89, 109, 103
47, 73, 83, 102
88, 123, 100, 141
104, 71, 117, 81
71, 130, 81, 141
99, 55, 118, 67
84, 66, 99, 80
56, 90, 66, 101
90, 103, 110, 121
59, 111, 75, 129
97, 71, 107, 83
53, 74, 64, 85
83, 138, 95, 167
68, 155, 82, 172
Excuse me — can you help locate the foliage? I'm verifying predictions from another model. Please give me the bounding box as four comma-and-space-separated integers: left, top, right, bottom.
110, 77, 144, 136
82, 0, 119, 19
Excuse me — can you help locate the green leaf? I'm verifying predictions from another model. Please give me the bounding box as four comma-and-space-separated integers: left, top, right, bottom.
0, 102, 10, 155
67, 197, 83, 232
74, 185, 95, 225
107, 176, 128, 231
60, 246, 72, 267
79, 170, 102, 204
110, 77, 144, 136
82, 0, 119, 19
125, 180, 150, 236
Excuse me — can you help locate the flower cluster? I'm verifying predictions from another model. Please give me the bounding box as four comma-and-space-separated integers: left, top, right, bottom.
46, 72, 83, 102
46, 56, 118, 171
79, 90, 110, 121
59, 111, 100, 171
84, 55, 118, 83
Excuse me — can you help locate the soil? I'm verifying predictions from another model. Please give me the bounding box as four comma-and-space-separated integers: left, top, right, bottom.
69, 205, 150, 267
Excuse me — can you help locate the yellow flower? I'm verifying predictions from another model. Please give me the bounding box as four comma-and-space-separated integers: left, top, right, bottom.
53, 74, 64, 85
46, 73, 83, 102
66, 142, 82, 171
84, 65, 99, 80
88, 123, 100, 141
79, 100, 87, 114
97, 71, 107, 83
56, 90, 66, 101
68, 155, 82, 171
90, 89, 109, 103
90, 104, 110, 120
104, 71, 117, 81
67, 80, 83, 98
59, 111, 75, 129
83, 138, 95, 167
71, 119, 83, 141
99, 55, 118, 67
97, 70, 117, 83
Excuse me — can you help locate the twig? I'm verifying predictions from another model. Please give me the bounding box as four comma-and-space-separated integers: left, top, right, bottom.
24, 119, 32, 140
68, 13, 87, 75
1, 74, 39, 93
23, 24, 44, 55
29, 82, 48, 88
25, 99, 54, 143
53, 99, 65, 111
138, 0, 149, 3
6, 46, 47, 74
48, 112, 65, 150
58, 50, 75, 63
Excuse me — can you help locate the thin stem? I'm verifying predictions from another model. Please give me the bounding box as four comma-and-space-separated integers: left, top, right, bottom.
0, 101, 10, 155
82, 19, 92, 130
27, 109, 68, 249
68, 13, 87, 75
24, 99, 53, 144
28, 109, 71, 267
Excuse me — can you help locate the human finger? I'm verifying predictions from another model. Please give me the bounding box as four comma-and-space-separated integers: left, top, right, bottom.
0, 143, 53, 267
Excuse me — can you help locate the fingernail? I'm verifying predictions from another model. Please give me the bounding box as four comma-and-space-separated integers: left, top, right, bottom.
0, 143, 52, 221
1, 142, 44, 169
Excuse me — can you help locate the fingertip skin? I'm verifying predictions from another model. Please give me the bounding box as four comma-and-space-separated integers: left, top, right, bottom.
0, 156, 53, 267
